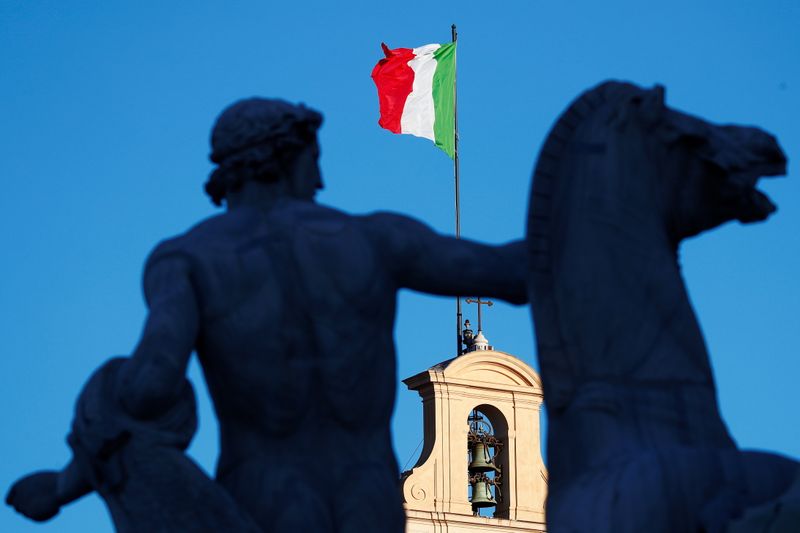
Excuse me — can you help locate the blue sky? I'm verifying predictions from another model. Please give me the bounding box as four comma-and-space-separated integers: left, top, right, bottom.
1, 1, 798, 530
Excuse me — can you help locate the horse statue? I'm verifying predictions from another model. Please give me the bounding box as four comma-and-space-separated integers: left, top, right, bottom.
526, 81, 799, 532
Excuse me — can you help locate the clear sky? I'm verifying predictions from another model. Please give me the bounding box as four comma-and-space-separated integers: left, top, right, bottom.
1, 1, 798, 531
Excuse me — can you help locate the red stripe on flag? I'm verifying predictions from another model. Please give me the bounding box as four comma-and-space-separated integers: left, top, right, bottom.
371, 43, 415, 134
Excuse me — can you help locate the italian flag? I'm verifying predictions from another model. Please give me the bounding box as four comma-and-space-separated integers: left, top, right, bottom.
371, 42, 457, 158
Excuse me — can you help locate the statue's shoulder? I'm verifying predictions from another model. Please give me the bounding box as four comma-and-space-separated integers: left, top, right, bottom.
356, 210, 435, 245
144, 202, 355, 259
360, 210, 431, 228
143, 203, 410, 270
143, 211, 252, 269
289, 200, 353, 229
293, 207, 431, 248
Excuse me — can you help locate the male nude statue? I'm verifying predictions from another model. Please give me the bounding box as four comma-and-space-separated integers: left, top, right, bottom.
7, 98, 527, 531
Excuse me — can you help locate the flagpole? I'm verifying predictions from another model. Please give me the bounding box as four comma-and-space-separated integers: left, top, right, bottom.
452, 23, 462, 356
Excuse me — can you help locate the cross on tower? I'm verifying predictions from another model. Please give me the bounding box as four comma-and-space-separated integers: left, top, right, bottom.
465, 297, 493, 332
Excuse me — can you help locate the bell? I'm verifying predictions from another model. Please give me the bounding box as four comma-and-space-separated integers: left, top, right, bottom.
470, 479, 496, 508
468, 442, 498, 473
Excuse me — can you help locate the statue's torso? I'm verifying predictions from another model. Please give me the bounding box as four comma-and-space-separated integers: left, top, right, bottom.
150, 200, 400, 476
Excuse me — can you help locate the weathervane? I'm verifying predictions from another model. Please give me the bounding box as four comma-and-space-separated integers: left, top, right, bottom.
461, 298, 495, 353
465, 297, 493, 332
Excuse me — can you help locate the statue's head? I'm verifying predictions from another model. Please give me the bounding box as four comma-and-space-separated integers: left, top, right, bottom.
205, 98, 323, 206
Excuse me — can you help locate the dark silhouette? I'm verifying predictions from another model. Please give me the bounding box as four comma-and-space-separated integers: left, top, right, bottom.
6, 98, 527, 531
527, 81, 799, 532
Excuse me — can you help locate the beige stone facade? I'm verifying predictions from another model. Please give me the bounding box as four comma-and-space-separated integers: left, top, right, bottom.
401, 350, 547, 532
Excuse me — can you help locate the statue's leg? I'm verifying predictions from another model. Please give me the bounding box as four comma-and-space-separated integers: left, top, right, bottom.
97, 444, 261, 533
217, 461, 334, 532
545, 443, 764, 533
726, 451, 800, 533
334, 462, 406, 533
739, 451, 799, 506
69, 358, 261, 532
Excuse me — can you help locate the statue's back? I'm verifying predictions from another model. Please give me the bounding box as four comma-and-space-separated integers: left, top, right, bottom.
148, 198, 404, 531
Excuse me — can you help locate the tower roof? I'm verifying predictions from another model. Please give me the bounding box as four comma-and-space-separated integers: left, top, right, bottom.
404, 349, 542, 392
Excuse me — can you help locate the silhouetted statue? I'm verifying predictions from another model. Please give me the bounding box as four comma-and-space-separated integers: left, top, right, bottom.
527, 81, 799, 532
6, 98, 527, 531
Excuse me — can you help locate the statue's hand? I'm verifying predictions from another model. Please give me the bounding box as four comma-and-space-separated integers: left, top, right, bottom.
5, 471, 61, 522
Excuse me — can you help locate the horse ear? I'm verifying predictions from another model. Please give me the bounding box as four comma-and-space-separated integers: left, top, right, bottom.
639, 85, 666, 125
610, 84, 666, 130
646, 85, 697, 144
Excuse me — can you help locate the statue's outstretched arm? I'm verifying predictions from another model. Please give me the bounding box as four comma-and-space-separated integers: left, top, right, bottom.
363, 212, 528, 304
117, 251, 199, 419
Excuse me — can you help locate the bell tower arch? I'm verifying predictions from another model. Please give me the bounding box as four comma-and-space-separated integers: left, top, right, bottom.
400, 348, 547, 532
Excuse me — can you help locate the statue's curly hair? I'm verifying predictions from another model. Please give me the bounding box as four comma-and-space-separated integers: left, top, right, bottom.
204, 98, 323, 206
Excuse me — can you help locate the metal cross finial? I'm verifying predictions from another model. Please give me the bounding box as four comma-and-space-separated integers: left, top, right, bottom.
465, 297, 493, 332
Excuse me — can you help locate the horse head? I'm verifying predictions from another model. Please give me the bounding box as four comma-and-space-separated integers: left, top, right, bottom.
621, 84, 785, 244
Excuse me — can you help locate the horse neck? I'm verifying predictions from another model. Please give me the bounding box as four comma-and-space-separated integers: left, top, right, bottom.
529, 128, 711, 400
529, 84, 719, 414
543, 155, 714, 386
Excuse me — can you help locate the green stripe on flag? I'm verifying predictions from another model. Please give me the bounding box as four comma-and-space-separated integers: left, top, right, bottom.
432, 42, 456, 159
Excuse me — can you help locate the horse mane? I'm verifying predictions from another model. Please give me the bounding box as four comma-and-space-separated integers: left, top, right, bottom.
528, 81, 654, 271
528, 82, 611, 274
527, 81, 712, 411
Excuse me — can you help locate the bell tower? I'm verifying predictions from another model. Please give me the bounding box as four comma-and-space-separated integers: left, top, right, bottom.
400, 329, 548, 532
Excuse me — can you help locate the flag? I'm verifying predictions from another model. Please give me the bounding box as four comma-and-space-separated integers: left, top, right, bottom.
371, 42, 456, 158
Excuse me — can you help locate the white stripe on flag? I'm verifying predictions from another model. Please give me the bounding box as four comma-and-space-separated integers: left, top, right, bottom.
400, 43, 441, 141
